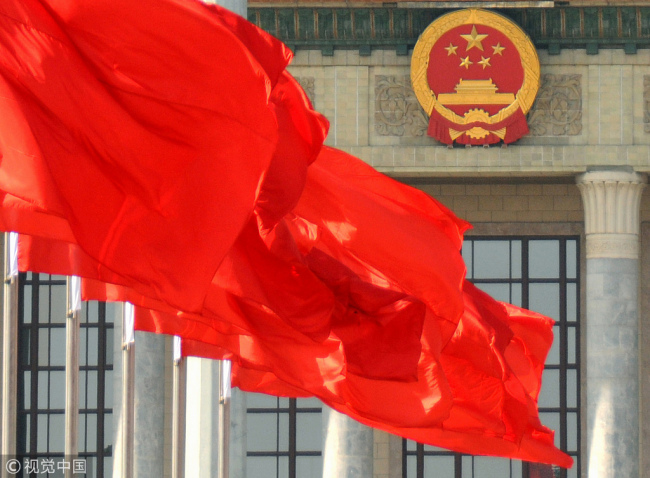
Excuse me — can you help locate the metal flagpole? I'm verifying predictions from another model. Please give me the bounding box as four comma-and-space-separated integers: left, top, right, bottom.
1, 233, 18, 478
65, 276, 81, 478
217, 360, 232, 478
121, 302, 135, 478
171, 336, 186, 478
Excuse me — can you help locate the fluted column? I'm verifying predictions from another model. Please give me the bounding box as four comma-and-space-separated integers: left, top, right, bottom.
577, 169, 646, 478
322, 407, 374, 478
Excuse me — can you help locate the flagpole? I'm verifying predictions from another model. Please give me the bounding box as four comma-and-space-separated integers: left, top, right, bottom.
172, 336, 186, 478
1, 233, 18, 478
121, 302, 135, 478
217, 360, 231, 478
65, 276, 81, 478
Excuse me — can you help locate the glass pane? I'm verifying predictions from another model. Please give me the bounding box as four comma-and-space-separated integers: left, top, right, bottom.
20, 328, 31, 366
511, 240, 522, 279
567, 412, 578, 451
567, 369, 578, 408
49, 370, 65, 409
538, 369, 560, 408
79, 328, 87, 366
106, 329, 114, 366
462, 456, 473, 478
79, 371, 87, 409
475, 283, 510, 303
24, 286, 32, 324
567, 284, 577, 322
296, 413, 322, 451
473, 457, 511, 478
39, 328, 49, 365
529, 240, 560, 279
278, 413, 289, 451
406, 456, 417, 478
105, 457, 113, 478
462, 241, 473, 278
246, 392, 278, 409
87, 371, 98, 409
105, 370, 114, 408
568, 461, 578, 478
424, 455, 455, 478
106, 302, 119, 324
566, 240, 577, 279
247, 457, 277, 478
473, 241, 510, 279
511, 459, 523, 477
297, 397, 322, 408
539, 412, 561, 447
406, 440, 417, 451
50, 285, 66, 323
568, 327, 577, 364
104, 411, 114, 448
86, 413, 97, 452
546, 326, 560, 365
278, 457, 289, 478
87, 328, 99, 366
78, 414, 87, 453
39, 288, 50, 323
23, 371, 31, 410
247, 414, 278, 451
296, 456, 323, 478
38, 371, 48, 409
37, 414, 48, 452
50, 328, 66, 366
87, 301, 99, 323
24, 414, 31, 453
49, 413, 64, 453
510, 283, 522, 307
529, 283, 560, 321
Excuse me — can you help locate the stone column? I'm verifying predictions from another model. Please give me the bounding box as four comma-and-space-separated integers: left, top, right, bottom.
183, 358, 247, 478
133, 331, 166, 477
322, 407, 374, 478
577, 169, 646, 478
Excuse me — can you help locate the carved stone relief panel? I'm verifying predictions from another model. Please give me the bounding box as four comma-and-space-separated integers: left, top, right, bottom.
527, 74, 582, 136
296, 76, 316, 108
374, 75, 428, 137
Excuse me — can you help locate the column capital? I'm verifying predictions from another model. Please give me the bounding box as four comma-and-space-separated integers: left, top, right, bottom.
576, 169, 646, 259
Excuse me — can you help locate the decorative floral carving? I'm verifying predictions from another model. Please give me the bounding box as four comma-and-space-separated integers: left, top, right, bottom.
643, 75, 650, 133
296, 76, 316, 108
374, 75, 428, 137
527, 74, 582, 136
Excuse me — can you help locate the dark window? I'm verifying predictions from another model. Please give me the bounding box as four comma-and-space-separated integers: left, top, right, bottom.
17, 273, 114, 478
404, 237, 581, 478
246, 394, 323, 478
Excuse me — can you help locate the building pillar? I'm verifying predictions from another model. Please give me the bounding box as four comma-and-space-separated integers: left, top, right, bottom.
133, 331, 166, 477
577, 169, 646, 477
184, 359, 247, 478
322, 407, 374, 478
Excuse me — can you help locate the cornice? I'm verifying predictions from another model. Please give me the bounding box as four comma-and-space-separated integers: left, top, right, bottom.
247, 6, 650, 54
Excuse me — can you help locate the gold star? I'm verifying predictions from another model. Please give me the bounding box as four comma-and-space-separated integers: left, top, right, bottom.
460, 25, 488, 52
444, 43, 458, 56
492, 42, 505, 55
459, 56, 473, 69
478, 56, 491, 69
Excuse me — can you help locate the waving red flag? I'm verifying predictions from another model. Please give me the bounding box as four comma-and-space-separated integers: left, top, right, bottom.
4, 0, 569, 468
0, 0, 294, 312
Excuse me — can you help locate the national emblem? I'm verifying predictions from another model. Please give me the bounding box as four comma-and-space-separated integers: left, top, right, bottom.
411, 9, 540, 145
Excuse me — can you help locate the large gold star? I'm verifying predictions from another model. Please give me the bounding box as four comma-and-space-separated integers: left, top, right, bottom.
478, 56, 491, 69
444, 43, 458, 56
459, 56, 473, 69
492, 42, 505, 55
460, 25, 488, 52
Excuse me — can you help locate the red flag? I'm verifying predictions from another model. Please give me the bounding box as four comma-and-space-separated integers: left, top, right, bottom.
0, 0, 293, 312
